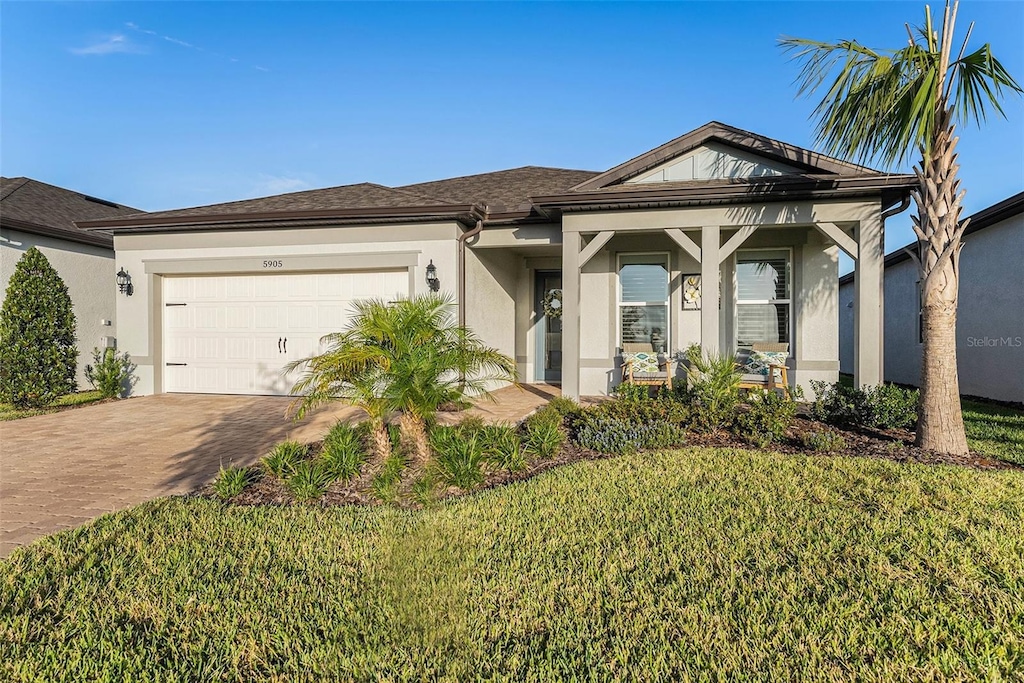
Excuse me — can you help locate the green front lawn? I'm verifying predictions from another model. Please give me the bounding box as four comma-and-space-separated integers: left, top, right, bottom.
3, 448, 1022, 681
0, 390, 105, 421
964, 399, 1024, 466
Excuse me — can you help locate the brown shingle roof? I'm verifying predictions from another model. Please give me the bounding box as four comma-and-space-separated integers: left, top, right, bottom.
127, 182, 452, 221
0, 177, 141, 248
398, 166, 599, 211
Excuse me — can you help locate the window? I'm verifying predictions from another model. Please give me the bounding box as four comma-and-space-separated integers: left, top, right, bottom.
618, 253, 669, 352
735, 249, 790, 350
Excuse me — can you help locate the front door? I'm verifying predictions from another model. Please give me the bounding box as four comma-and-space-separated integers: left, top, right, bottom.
534, 271, 562, 383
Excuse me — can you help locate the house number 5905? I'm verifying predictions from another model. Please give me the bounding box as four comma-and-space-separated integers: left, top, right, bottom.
263, 260, 283, 268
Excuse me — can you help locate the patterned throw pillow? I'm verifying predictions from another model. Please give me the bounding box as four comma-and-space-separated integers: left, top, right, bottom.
624, 351, 661, 374
744, 350, 788, 376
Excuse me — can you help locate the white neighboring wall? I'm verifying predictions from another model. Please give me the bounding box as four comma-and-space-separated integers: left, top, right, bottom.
839, 208, 1024, 403
0, 228, 116, 390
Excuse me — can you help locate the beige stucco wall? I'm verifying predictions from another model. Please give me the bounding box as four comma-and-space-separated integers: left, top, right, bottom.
464, 247, 519, 390
114, 222, 462, 396
1, 228, 116, 389
840, 211, 1024, 402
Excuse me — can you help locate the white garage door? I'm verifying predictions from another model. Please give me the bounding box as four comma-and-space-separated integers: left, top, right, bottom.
163, 271, 408, 395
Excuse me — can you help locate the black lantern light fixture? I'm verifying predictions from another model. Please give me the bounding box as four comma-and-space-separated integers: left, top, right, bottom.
425, 260, 440, 292
116, 266, 134, 296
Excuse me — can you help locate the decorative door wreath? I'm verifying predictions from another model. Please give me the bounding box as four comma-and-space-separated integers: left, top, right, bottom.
543, 288, 563, 318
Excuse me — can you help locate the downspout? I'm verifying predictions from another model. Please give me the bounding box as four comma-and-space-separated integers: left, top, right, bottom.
882, 195, 912, 222
456, 210, 485, 328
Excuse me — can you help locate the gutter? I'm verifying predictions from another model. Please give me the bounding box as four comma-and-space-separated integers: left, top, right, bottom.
456, 208, 487, 327
1, 217, 114, 249
78, 203, 480, 232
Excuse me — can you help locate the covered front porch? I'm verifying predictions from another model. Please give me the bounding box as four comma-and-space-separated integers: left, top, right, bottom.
558, 200, 885, 399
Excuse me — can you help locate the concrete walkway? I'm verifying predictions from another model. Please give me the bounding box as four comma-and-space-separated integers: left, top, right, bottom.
0, 385, 556, 558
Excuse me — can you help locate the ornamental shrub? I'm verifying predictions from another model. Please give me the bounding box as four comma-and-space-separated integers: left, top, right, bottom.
0, 247, 78, 407
734, 389, 799, 447
574, 412, 687, 455
685, 345, 741, 432
810, 381, 918, 430
84, 347, 137, 399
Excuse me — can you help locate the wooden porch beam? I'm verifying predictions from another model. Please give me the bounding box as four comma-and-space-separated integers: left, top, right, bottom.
578, 230, 615, 267
718, 225, 759, 264
664, 228, 702, 262
814, 222, 859, 260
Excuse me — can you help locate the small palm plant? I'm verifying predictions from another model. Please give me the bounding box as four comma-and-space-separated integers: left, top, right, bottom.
287, 294, 517, 465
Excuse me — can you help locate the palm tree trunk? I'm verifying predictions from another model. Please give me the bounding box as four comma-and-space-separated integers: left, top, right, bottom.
913, 110, 970, 455
367, 419, 393, 464
398, 412, 430, 464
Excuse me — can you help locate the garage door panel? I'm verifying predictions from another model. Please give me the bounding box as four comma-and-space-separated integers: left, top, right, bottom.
224, 306, 253, 330
164, 270, 408, 395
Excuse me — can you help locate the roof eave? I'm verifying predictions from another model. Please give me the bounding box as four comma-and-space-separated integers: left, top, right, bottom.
534, 175, 918, 211
78, 203, 487, 233
1, 217, 114, 249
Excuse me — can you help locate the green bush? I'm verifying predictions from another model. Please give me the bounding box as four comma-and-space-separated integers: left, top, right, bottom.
320, 422, 366, 482
84, 347, 137, 399
371, 453, 407, 503
863, 383, 919, 430
477, 424, 527, 472
613, 381, 650, 403
431, 426, 486, 489
546, 396, 584, 422
262, 441, 307, 478
574, 412, 687, 455
522, 414, 564, 459
810, 381, 919, 430
597, 392, 691, 426
802, 429, 847, 452
212, 466, 257, 500
410, 472, 438, 506
287, 461, 333, 501
735, 389, 799, 447
685, 346, 741, 432
0, 247, 78, 407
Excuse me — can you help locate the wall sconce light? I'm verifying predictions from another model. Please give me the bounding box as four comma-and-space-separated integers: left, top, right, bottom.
116, 267, 134, 296
425, 260, 440, 292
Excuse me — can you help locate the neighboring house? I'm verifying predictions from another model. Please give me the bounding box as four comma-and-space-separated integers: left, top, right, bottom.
78, 122, 915, 399
0, 178, 142, 388
839, 192, 1024, 403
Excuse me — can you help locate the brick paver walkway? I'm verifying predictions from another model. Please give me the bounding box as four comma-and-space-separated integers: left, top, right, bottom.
0, 385, 556, 558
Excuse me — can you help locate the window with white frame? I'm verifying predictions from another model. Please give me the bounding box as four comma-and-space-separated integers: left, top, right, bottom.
618, 253, 669, 352
735, 249, 790, 350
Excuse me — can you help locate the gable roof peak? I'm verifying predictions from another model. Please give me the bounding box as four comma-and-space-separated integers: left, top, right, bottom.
571, 122, 881, 192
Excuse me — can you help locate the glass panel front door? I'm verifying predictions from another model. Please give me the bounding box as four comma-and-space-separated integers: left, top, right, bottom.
535, 271, 562, 383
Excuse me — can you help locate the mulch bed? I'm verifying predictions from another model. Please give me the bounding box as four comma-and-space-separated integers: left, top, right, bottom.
195, 410, 1017, 509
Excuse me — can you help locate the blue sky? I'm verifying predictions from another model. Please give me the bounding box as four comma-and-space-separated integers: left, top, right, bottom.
2, 1, 1022, 258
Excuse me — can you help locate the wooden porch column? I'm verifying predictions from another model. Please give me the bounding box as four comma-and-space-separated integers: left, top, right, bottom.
561, 231, 582, 399
700, 226, 721, 355
854, 209, 885, 387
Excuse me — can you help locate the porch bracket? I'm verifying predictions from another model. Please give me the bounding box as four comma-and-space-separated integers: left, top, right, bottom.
718, 225, 759, 264
814, 222, 859, 260
664, 228, 702, 263
579, 230, 615, 267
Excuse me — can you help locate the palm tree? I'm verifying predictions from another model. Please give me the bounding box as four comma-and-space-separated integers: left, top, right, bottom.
287, 294, 517, 463
781, 1, 1021, 455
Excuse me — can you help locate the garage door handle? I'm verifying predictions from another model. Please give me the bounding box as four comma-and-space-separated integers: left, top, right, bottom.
278, 337, 282, 353
166, 362, 187, 366
283, 338, 287, 353
165, 303, 187, 307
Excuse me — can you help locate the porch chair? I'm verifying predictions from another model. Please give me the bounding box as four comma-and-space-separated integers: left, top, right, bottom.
621, 342, 673, 390
736, 342, 791, 398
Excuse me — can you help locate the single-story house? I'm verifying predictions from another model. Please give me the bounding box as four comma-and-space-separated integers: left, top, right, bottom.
1, 177, 142, 388
78, 122, 916, 400
839, 192, 1024, 403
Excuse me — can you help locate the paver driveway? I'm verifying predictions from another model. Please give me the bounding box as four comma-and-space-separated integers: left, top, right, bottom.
0, 385, 558, 558
0, 394, 358, 558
